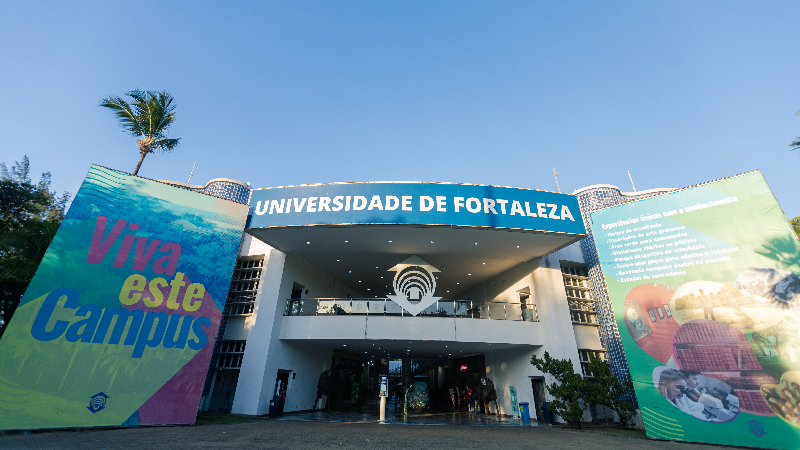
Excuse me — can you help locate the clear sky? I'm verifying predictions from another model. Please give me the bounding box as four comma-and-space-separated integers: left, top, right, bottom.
2, 1, 799, 217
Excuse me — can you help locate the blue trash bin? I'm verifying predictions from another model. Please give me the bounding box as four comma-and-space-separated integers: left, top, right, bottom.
518, 402, 530, 421
541, 402, 551, 423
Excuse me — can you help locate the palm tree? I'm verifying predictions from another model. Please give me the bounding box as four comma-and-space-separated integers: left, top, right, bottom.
100, 90, 181, 175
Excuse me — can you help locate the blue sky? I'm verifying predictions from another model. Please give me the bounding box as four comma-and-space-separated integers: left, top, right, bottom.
2, 1, 799, 217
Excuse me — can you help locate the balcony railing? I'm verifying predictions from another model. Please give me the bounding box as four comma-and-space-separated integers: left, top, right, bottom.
284, 298, 538, 322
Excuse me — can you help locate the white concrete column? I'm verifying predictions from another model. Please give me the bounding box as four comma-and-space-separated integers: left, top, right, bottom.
231, 247, 286, 415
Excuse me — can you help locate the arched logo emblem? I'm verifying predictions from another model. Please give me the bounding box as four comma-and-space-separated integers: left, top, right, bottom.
387, 255, 441, 316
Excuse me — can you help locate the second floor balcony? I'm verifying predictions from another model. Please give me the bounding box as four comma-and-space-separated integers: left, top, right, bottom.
284, 298, 538, 322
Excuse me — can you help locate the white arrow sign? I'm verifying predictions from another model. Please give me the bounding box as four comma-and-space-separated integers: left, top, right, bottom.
386, 255, 442, 316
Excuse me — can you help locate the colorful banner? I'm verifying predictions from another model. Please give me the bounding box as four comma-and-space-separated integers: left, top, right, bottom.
249, 182, 585, 235
589, 171, 800, 449
0, 166, 248, 430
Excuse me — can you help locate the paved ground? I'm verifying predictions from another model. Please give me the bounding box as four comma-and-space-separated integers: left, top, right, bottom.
1, 419, 743, 450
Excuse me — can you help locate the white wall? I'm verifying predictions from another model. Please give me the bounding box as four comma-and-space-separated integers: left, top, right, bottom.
465, 242, 595, 422
233, 250, 365, 415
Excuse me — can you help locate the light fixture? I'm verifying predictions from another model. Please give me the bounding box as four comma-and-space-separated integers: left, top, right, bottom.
343, 344, 346, 346
468, 274, 471, 276
482, 263, 485, 265
345, 240, 348, 243
475, 243, 477, 245
457, 282, 459, 285
349, 271, 352, 273
431, 241, 434, 243
337, 260, 340, 262
388, 240, 392, 242
516, 246, 520, 248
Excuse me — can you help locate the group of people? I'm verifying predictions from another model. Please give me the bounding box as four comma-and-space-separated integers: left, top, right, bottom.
448, 385, 480, 412
657, 368, 739, 422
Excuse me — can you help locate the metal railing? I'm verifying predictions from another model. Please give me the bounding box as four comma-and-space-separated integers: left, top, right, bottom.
284, 298, 539, 322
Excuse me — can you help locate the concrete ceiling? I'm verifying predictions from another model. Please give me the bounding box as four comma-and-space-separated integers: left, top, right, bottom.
247, 225, 583, 299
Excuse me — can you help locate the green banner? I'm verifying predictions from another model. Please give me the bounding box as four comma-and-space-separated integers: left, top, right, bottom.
589, 171, 800, 449
0, 166, 248, 430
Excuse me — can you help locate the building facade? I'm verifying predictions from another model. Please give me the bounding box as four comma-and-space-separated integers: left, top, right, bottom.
181, 178, 670, 422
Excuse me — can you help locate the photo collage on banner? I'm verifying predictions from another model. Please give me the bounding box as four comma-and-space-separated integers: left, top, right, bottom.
590, 171, 800, 449
0, 166, 249, 430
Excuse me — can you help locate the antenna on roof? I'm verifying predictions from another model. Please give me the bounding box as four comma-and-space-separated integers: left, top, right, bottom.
187, 161, 197, 183
627, 169, 637, 192
553, 168, 560, 193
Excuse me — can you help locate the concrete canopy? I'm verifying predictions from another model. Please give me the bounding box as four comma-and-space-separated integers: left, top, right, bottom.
246, 224, 584, 299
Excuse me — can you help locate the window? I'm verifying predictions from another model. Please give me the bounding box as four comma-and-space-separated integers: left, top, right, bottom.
578, 350, 606, 377
211, 341, 247, 369
562, 265, 597, 325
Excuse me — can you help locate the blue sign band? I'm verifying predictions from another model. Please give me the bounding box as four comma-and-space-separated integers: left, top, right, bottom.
248, 182, 586, 235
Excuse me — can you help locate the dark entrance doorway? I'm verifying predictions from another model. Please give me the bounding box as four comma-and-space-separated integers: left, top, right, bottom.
273, 370, 290, 416
531, 378, 546, 421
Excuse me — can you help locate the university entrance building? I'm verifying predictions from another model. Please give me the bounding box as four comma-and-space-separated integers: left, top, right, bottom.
189, 180, 610, 421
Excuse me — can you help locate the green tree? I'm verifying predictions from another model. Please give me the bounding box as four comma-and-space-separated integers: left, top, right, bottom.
791, 110, 800, 154
791, 216, 800, 242
530, 351, 588, 427
584, 354, 637, 429
0, 156, 69, 337
100, 90, 181, 175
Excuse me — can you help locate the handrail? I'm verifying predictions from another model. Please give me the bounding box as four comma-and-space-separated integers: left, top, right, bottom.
283, 298, 538, 322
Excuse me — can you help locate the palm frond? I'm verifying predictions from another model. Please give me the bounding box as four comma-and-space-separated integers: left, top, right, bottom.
99, 96, 146, 137
153, 138, 180, 152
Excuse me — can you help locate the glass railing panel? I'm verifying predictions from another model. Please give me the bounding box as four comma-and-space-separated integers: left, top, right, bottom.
351, 300, 368, 314
475, 302, 489, 319
454, 301, 472, 317
505, 303, 523, 321
385, 301, 403, 316
419, 302, 440, 316
302, 299, 318, 315
522, 306, 538, 322
488, 302, 506, 320
368, 300, 385, 314
317, 300, 336, 315
334, 299, 351, 314
437, 301, 455, 316
288, 299, 303, 316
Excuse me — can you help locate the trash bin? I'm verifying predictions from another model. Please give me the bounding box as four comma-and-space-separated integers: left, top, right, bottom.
268, 398, 278, 418
541, 402, 551, 424
518, 402, 530, 421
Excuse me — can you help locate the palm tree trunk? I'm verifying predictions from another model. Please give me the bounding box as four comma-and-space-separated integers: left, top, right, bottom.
132, 151, 147, 175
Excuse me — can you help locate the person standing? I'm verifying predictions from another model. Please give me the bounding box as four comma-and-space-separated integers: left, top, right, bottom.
700, 289, 716, 320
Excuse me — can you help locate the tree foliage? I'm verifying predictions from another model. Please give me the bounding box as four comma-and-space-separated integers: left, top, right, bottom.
584, 354, 637, 429
791, 216, 800, 242
530, 351, 588, 427
531, 352, 638, 429
0, 156, 70, 337
791, 110, 800, 155
100, 90, 181, 175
